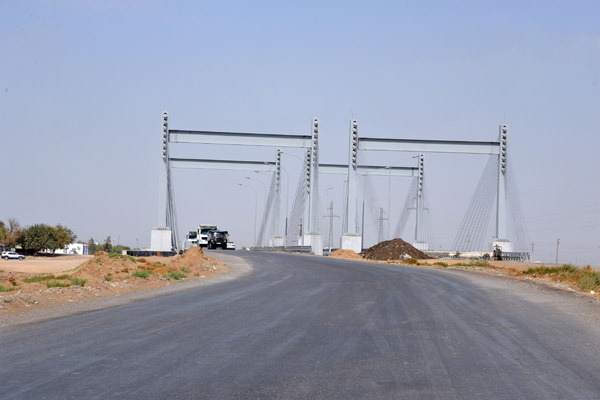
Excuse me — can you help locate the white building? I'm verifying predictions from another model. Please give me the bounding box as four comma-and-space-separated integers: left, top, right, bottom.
53, 243, 89, 255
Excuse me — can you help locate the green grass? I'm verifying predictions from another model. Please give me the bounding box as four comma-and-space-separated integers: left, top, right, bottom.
579, 272, 600, 291
404, 258, 419, 265
108, 253, 137, 263
46, 281, 70, 288
22, 274, 69, 283
521, 264, 600, 292
70, 277, 87, 286
95, 258, 103, 264
522, 264, 578, 276
0, 285, 19, 292
455, 260, 490, 267
166, 271, 186, 280
180, 267, 191, 273
132, 269, 153, 279
434, 262, 449, 268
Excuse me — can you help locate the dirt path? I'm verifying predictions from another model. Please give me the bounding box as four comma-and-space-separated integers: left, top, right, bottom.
0, 255, 92, 274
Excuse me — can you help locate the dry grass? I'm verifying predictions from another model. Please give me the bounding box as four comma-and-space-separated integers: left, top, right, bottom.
521, 264, 600, 292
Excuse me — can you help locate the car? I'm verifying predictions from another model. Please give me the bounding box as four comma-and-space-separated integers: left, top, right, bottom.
2, 251, 25, 260
226, 241, 236, 250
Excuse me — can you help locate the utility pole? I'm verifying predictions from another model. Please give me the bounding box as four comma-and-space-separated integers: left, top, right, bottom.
361, 201, 365, 252
378, 208, 388, 244
323, 201, 339, 254
530, 242, 535, 261
555, 238, 560, 266
388, 168, 391, 241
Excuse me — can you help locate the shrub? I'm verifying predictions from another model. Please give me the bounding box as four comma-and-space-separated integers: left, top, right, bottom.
108, 253, 136, 263
180, 267, 191, 273
434, 262, 448, 268
455, 260, 489, 267
70, 277, 87, 286
22, 274, 69, 283
521, 264, 600, 293
132, 269, 152, 279
522, 264, 578, 276
578, 272, 600, 291
46, 281, 70, 288
0, 285, 18, 292
166, 271, 186, 280
405, 258, 418, 265
104, 274, 113, 282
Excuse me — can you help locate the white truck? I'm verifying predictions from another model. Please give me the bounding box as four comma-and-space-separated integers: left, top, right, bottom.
198, 225, 218, 248
185, 230, 199, 248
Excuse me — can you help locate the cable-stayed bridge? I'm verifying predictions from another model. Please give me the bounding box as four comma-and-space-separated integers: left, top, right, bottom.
151, 112, 529, 259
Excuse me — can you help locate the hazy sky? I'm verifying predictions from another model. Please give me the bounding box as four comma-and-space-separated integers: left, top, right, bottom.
2, 1, 599, 265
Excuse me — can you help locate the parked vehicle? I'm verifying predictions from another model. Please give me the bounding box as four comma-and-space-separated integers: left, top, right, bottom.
2, 251, 25, 260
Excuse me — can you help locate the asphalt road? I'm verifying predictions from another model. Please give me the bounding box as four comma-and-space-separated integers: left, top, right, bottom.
1, 252, 599, 399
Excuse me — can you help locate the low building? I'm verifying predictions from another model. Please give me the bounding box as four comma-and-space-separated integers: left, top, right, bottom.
53, 243, 89, 255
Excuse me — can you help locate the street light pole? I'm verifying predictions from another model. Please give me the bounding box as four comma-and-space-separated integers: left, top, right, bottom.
246, 176, 267, 199
238, 183, 257, 247
280, 167, 289, 245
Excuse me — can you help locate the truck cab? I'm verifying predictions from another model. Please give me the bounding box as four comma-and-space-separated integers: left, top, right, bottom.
186, 230, 199, 248
198, 225, 217, 248
207, 230, 229, 249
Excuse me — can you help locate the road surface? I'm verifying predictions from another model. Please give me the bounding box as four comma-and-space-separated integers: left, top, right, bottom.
1, 251, 599, 399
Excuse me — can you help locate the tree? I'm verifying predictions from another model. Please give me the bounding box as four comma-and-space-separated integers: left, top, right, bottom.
0, 221, 9, 247
103, 236, 112, 252
0, 218, 21, 247
88, 237, 99, 255
8, 218, 21, 246
54, 224, 77, 249
18, 224, 59, 253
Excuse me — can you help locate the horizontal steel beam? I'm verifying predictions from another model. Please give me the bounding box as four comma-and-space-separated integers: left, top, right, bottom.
169, 158, 276, 172
358, 138, 500, 155
319, 163, 417, 177
169, 130, 312, 148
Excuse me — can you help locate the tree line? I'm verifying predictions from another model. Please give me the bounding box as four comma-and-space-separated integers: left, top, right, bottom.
1, 218, 131, 255
0, 218, 77, 253
87, 236, 130, 255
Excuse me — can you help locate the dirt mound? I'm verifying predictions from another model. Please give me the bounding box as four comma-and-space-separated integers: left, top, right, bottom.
329, 249, 363, 260
71, 248, 222, 281
168, 247, 213, 269
71, 251, 149, 280
361, 238, 431, 261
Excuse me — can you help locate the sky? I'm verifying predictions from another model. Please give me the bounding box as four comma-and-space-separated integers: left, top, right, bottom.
1, 0, 599, 265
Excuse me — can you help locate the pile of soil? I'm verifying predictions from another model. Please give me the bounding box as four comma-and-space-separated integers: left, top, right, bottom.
329, 249, 363, 260
361, 238, 431, 261
168, 247, 213, 269
1, 248, 225, 314
72, 251, 144, 280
